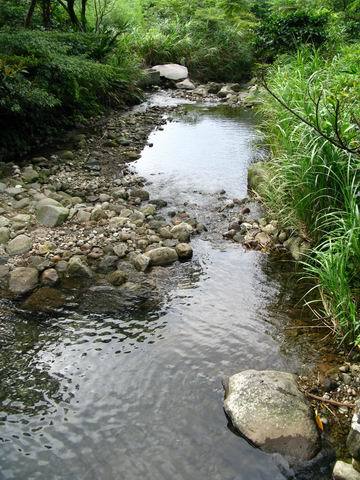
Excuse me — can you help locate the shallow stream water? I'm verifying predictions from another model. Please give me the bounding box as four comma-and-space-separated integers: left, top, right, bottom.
0, 97, 318, 479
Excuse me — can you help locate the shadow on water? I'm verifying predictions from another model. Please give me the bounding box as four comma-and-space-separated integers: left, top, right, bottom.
0, 98, 318, 480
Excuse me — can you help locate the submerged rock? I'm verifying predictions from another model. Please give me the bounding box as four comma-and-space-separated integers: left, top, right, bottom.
223, 370, 320, 462
77, 284, 152, 314
23, 287, 66, 311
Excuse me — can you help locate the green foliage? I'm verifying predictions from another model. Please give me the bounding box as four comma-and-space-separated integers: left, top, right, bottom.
255, 6, 330, 60
0, 29, 141, 159
0, 0, 30, 26
327, 0, 360, 40
129, 0, 255, 81
259, 45, 360, 344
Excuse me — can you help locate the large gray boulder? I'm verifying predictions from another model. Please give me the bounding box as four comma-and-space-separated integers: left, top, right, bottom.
333, 461, 360, 480
223, 370, 320, 462
151, 64, 188, 81
6, 234, 33, 255
36, 202, 69, 227
9, 267, 38, 295
145, 247, 178, 266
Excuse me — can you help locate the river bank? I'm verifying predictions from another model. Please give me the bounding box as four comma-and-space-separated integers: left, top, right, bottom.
0, 86, 357, 479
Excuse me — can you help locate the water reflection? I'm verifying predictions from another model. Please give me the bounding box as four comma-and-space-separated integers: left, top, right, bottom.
0, 101, 296, 480
0, 281, 172, 416
136, 104, 257, 201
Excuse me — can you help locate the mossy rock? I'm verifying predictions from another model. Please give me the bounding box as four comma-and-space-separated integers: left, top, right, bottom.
248, 162, 270, 195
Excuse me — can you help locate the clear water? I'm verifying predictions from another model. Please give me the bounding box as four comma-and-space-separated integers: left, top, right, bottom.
138, 105, 256, 201
0, 101, 303, 480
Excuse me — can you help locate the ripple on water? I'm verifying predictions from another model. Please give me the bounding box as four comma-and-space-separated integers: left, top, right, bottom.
0, 102, 295, 480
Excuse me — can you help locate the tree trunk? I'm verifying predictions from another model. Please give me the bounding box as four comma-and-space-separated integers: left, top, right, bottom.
56, 0, 82, 30
41, 0, 52, 28
81, 0, 88, 31
25, 0, 37, 27
67, 0, 81, 30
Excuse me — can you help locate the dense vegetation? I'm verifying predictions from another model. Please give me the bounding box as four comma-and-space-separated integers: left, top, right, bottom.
261, 46, 359, 344
258, 2, 359, 345
0, 0, 257, 160
0, 0, 359, 343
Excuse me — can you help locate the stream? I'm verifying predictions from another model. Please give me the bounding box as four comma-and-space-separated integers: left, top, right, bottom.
0, 96, 319, 479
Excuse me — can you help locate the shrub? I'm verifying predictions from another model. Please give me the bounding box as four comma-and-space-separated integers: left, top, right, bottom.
0, 29, 141, 160
255, 7, 330, 60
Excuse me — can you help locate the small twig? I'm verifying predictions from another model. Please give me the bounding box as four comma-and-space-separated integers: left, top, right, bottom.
260, 74, 360, 156
322, 402, 337, 418
306, 392, 356, 408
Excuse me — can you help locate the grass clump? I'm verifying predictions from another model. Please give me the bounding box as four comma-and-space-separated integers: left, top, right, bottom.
259, 45, 359, 344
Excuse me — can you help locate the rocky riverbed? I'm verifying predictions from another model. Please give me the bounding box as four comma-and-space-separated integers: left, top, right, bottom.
0, 104, 205, 304
0, 79, 263, 306
0, 82, 358, 479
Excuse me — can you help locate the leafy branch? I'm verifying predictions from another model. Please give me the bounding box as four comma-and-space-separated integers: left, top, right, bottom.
261, 73, 360, 156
